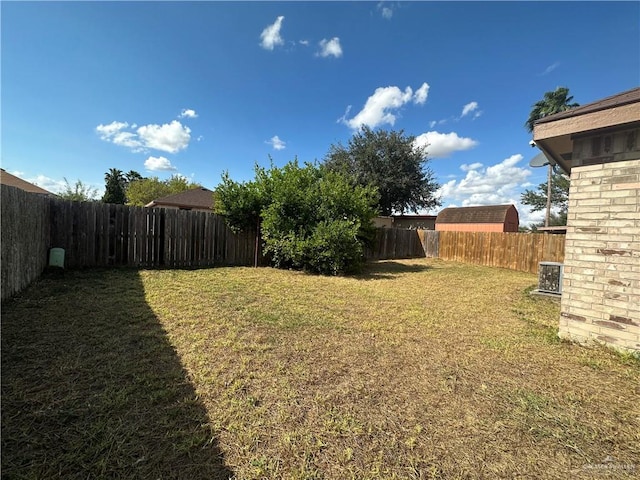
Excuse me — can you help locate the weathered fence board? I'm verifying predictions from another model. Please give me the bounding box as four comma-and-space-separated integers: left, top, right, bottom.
366, 228, 426, 260
1, 186, 51, 301
418, 230, 439, 258
437, 231, 564, 274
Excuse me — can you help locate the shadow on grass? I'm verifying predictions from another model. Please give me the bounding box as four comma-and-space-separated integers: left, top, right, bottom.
357, 260, 432, 280
1, 269, 233, 479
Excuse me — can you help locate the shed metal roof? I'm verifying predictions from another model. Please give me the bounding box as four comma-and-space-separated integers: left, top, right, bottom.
436, 204, 516, 224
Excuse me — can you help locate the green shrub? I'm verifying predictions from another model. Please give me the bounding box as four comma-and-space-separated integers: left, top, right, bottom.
216, 160, 378, 275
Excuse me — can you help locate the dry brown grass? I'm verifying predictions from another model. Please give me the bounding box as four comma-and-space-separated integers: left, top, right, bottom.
2, 259, 638, 479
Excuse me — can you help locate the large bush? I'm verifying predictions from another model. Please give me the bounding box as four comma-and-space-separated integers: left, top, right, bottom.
215, 160, 378, 275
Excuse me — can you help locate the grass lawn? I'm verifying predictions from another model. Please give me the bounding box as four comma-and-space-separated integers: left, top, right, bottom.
2, 259, 638, 479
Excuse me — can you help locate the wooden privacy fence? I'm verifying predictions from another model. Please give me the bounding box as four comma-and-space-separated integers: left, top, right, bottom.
49, 201, 256, 269
1, 186, 51, 300
364, 229, 563, 273
2, 185, 567, 300
418, 230, 439, 258
366, 228, 426, 260
437, 231, 565, 273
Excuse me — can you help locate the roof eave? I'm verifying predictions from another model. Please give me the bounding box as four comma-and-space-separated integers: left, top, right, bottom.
533, 100, 640, 174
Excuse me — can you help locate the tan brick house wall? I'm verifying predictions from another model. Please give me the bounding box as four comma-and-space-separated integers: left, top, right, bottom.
560, 159, 640, 352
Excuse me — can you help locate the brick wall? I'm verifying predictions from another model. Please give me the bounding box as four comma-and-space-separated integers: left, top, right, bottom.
560, 159, 640, 352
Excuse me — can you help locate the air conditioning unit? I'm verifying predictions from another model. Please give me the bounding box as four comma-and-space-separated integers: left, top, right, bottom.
538, 262, 564, 294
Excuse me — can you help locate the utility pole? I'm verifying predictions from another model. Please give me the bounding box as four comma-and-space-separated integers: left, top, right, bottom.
545, 164, 552, 227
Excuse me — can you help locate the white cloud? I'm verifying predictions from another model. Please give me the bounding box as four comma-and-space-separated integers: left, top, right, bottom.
413, 82, 430, 105
96, 121, 129, 139
540, 61, 560, 76
137, 121, 191, 154
437, 153, 531, 206
260, 16, 285, 51
96, 119, 191, 154
179, 108, 198, 119
144, 156, 177, 171
377, 2, 394, 19
14, 172, 103, 198
29, 175, 67, 194
299, 40, 309, 46
112, 131, 144, 150
340, 83, 428, 129
96, 121, 144, 150
461, 101, 479, 117
435, 154, 545, 225
460, 162, 483, 172
429, 119, 449, 129
520, 207, 546, 227
413, 131, 478, 158
318, 37, 343, 58
266, 135, 286, 150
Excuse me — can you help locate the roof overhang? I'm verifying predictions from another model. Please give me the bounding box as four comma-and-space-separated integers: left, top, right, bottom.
533, 92, 640, 174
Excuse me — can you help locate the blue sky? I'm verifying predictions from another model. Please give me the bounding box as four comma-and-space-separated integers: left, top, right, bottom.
2, 1, 639, 225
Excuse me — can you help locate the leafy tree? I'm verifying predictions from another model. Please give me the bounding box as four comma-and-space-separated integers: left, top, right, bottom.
521, 166, 570, 227
324, 126, 440, 216
214, 171, 268, 232
215, 160, 379, 275
525, 87, 578, 226
102, 168, 127, 204
126, 175, 202, 206
58, 178, 99, 202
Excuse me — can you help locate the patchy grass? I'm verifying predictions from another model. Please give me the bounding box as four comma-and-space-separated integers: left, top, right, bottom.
2, 259, 638, 479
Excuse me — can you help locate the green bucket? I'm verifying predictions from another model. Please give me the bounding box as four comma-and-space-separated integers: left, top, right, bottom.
49, 248, 65, 268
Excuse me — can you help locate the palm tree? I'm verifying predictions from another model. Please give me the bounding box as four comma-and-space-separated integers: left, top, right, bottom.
525, 87, 579, 226
525, 87, 579, 133
102, 168, 127, 204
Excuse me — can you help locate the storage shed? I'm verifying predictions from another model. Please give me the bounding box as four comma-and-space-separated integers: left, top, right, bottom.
435, 204, 519, 232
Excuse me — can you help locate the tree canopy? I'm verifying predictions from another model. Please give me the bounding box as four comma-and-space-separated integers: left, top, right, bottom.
101, 168, 145, 204
324, 126, 440, 216
525, 87, 579, 133
215, 160, 379, 275
102, 168, 127, 204
58, 178, 99, 202
521, 166, 570, 227
126, 175, 202, 206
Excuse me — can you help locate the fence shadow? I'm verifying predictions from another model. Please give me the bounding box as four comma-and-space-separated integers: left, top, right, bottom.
1, 269, 233, 479
357, 260, 432, 280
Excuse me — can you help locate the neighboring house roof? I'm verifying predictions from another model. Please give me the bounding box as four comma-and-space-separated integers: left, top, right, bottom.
436, 204, 516, 224
145, 187, 215, 210
0, 169, 56, 196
